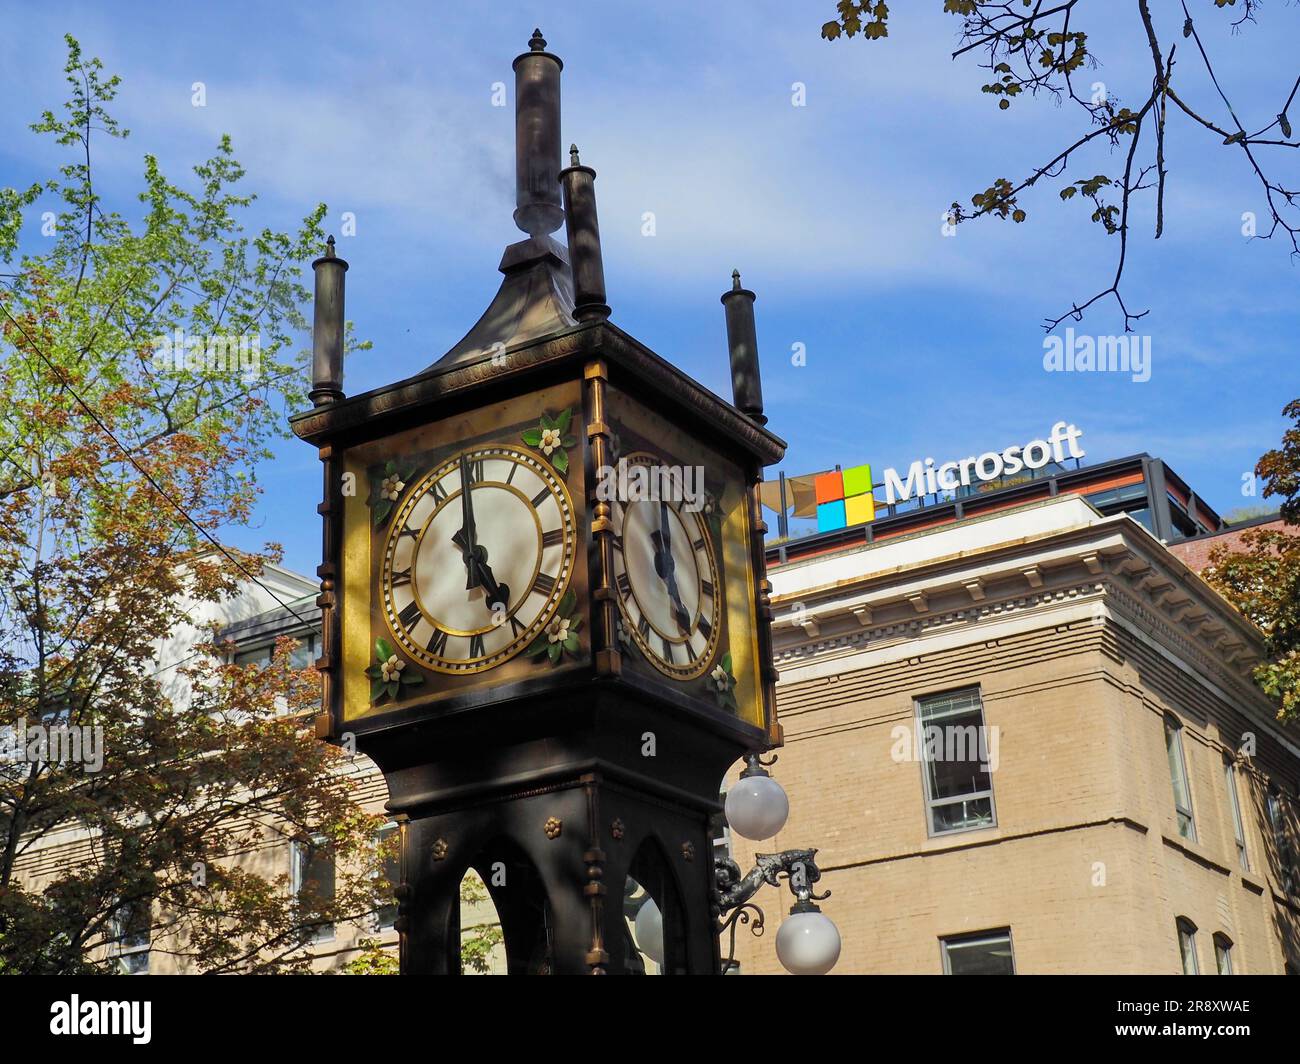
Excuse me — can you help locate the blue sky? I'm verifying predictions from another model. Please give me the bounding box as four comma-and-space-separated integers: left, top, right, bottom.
2, 1, 1296, 574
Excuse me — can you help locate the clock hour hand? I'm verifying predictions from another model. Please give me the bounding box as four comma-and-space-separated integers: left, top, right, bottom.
471, 552, 511, 614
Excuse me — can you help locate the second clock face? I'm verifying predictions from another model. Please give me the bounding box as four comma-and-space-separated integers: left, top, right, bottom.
611, 452, 722, 680
380, 444, 577, 674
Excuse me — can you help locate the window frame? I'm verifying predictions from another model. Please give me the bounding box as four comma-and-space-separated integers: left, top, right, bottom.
1223, 755, 1249, 872
291, 833, 336, 944
110, 899, 152, 975
1176, 917, 1199, 975
1213, 933, 1234, 975
915, 687, 997, 838
939, 927, 1016, 975
375, 821, 400, 931
1164, 715, 1197, 842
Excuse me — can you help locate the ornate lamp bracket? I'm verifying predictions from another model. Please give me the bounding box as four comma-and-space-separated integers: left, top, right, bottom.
714, 847, 830, 973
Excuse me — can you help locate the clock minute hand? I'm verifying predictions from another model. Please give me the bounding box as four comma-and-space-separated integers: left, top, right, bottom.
455, 454, 480, 590
651, 508, 692, 636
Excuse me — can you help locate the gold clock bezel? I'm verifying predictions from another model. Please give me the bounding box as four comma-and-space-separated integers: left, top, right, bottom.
379, 444, 576, 675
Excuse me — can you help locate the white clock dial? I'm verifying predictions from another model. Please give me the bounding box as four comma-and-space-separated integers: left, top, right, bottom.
381, 445, 575, 674
610, 452, 721, 680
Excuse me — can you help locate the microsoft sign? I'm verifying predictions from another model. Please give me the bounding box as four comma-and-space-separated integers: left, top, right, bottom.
816, 421, 1085, 533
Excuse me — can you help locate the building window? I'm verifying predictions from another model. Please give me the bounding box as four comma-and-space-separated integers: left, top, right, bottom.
292, 834, 336, 944
1177, 917, 1199, 974
1213, 934, 1233, 975
376, 822, 400, 930
916, 689, 996, 836
1267, 784, 1296, 895
110, 900, 151, 975
1223, 756, 1249, 872
1164, 716, 1196, 841
940, 929, 1015, 974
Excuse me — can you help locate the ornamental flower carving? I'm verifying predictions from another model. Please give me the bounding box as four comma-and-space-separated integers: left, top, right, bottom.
709, 651, 738, 712
368, 458, 418, 528
365, 637, 424, 704
522, 408, 577, 475
526, 589, 582, 665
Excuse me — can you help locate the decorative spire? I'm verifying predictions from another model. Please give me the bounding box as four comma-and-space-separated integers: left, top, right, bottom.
721, 270, 766, 425
512, 29, 564, 237
324, 234, 336, 258
559, 144, 609, 322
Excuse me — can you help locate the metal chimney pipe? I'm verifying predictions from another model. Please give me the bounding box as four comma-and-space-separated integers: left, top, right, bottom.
309, 235, 347, 406
558, 144, 610, 322
721, 269, 766, 425
512, 29, 564, 238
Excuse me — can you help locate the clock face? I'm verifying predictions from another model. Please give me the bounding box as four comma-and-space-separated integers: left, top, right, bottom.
610, 451, 722, 680
379, 444, 576, 674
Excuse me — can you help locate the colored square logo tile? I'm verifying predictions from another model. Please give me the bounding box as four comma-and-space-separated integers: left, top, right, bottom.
845, 493, 875, 526
842, 463, 873, 498
816, 500, 846, 532
814, 471, 844, 505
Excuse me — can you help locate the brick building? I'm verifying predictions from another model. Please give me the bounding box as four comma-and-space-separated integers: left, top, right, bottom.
729, 493, 1300, 974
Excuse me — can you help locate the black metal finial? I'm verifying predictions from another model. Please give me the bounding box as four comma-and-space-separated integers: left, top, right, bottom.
324, 234, 336, 258
732, 268, 742, 290
569, 143, 581, 166
530, 28, 546, 51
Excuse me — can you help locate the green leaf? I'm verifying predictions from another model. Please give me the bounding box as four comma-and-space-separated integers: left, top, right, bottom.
384, 460, 397, 476
386, 681, 399, 698
526, 636, 550, 657
364, 665, 381, 679
552, 450, 569, 476
376, 638, 394, 661
721, 651, 733, 673
554, 407, 572, 434
563, 633, 580, 653
559, 588, 577, 616
560, 435, 577, 448
521, 428, 543, 447
372, 498, 392, 527
568, 617, 582, 631
547, 642, 561, 664
370, 679, 386, 701
400, 671, 424, 685
540, 412, 556, 431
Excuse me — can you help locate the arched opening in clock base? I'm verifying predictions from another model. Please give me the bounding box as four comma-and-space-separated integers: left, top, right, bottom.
623, 838, 688, 974
464, 837, 550, 975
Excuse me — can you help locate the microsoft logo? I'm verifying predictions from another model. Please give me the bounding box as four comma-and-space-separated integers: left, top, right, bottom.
815, 464, 875, 532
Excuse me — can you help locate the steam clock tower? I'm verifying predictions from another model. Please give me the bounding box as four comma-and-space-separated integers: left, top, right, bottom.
292, 30, 785, 974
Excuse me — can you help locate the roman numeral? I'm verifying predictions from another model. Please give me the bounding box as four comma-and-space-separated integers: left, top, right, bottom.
465, 458, 485, 484
532, 487, 551, 508
469, 633, 485, 658
611, 534, 624, 553
508, 614, 524, 636
617, 573, 632, 596
638, 615, 651, 640
398, 524, 419, 539
693, 537, 706, 551
542, 528, 565, 548
506, 462, 519, 485
426, 629, 448, 656
698, 615, 712, 640
534, 572, 557, 597
390, 567, 411, 587
398, 602, 421, 632
701, 579, 715, 599
430, 479, 448, 503
662, 636, 675, 663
